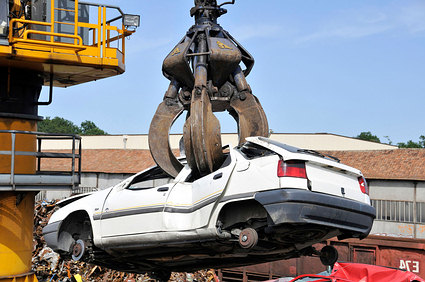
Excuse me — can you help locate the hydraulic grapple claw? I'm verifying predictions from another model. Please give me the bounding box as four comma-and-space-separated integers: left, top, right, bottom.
184, 88, 224, 177
149, 0, 269, 178
149, 100, 184, 177
230, 92, 269, 145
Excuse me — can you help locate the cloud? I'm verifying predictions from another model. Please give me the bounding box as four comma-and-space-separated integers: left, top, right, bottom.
296, 24, 392, 44
398, 1, 425, 34
294, 1, 425, 45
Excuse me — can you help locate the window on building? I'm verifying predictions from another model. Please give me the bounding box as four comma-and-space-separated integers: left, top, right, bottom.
417, 202, 425, 224
371, 200, 414, 223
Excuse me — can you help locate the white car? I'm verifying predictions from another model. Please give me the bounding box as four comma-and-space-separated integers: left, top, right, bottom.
43, 137, 375, 278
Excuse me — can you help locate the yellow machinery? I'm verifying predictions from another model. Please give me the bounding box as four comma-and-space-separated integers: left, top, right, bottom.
0, 0, 138, 280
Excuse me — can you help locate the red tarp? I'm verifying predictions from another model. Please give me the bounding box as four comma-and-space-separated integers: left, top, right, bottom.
289, 262, 425, 282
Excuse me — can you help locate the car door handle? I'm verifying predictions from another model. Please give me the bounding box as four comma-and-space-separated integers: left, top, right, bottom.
157, 187, 169, 192
213, 173, 223, 180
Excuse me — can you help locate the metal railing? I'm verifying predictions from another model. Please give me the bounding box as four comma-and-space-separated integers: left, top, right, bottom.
8, 0, 132, 60
0, 130, 81, 191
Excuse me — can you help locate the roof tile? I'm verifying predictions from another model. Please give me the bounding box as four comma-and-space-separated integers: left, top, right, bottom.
322, 149, 425, 181
41, 149, 425, 181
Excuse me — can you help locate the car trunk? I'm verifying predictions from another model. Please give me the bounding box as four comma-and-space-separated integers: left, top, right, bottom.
245, 136, 369, 204
306, 161, 365, 203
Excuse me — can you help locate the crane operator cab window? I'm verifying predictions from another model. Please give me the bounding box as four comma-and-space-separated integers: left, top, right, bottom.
0, 1, 7, 43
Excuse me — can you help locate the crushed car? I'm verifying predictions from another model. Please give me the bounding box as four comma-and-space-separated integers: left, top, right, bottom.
43, 137, 375, 279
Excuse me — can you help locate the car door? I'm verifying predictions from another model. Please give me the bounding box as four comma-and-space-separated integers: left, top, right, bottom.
99, 175, 173, 240
163, 153, 236, 231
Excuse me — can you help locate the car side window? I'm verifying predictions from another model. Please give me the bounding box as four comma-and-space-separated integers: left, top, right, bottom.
239, 142, 275, 160
128, 179, 155, 190
127, 177, 172, 190
184, 153, 232, 183
126, 166, 172, 190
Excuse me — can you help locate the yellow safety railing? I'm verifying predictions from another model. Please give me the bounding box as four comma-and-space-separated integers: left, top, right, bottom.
7, 0, 132, 60
9, 19, 85, 50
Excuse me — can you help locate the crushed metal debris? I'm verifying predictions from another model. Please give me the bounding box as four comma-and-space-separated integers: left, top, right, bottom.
33, 200, 214, 281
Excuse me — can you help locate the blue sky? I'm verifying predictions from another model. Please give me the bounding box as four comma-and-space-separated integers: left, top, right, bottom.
39, 0, 425, 144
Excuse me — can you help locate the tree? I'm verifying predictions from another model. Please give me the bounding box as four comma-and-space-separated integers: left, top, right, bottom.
356, 131, 380, 143
38, 117, 107, 135
398, 136, 425, 148
80, 120, 107, 135
38, 117, 81, 134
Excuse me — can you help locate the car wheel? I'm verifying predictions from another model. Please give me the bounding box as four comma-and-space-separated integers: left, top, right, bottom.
239, 227, 258, 249
57, 211, 93, 261
71, 239, 86, 261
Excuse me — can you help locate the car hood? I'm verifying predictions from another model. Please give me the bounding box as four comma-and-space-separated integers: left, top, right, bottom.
56, 192, 93, 208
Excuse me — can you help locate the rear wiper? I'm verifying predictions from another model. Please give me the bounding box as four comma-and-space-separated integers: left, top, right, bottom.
297, 149, 340, 163
298, 149, 325, 158
324, 154, 340, 163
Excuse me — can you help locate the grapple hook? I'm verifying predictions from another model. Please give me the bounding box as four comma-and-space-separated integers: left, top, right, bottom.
149, 100, 184, 178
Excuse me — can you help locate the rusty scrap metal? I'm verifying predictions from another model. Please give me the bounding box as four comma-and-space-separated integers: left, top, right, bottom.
149, 0, 268, 177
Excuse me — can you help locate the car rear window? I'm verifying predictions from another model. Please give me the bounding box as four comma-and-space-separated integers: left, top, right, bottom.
257, 137, 340, 162
239, 142, 275, 159
258, 136, 300, 153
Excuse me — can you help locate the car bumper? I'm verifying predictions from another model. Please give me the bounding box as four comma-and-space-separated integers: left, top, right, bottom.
43, 221, 61, 251
255, 189, 376, 237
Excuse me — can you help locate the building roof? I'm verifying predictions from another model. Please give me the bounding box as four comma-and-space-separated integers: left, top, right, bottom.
42, 149, 160, 174
323, 149, 425, 181
42, 148, 425, 181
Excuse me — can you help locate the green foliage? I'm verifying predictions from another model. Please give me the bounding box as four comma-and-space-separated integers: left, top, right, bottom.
38, 117, 81, 134
356, 131, 424, 148
383, 136, 393, 145
356, 131, 381, 143
356, 131, 425, 148
38, 117, 107, 135
398, 135, 425, 148
80, 120, 107, 135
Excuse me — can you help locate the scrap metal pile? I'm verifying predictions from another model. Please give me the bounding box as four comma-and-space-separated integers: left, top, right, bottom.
32, 201, 211, 281
149, 0, 269, 178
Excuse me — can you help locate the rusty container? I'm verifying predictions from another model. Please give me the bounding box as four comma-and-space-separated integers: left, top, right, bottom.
220, 235, 425, 281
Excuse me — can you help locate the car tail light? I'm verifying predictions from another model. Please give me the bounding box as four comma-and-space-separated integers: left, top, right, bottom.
278, 160, 307, 178
358, 176, 369, 195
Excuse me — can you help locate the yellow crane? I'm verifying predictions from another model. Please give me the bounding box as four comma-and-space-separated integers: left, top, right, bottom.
0, 0, 138, 280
